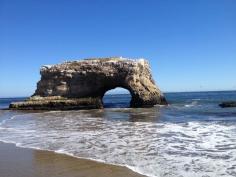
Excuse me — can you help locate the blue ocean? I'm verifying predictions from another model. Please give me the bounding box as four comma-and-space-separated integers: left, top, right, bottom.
0, 91, 236, 177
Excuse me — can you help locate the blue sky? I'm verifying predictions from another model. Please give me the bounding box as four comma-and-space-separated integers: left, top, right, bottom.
0, 0, 236, 97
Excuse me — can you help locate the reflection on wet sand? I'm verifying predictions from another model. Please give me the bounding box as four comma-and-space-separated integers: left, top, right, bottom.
0, 142, 145, 177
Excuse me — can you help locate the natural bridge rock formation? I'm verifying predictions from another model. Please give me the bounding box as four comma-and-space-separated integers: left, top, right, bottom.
10, 57, 167, 110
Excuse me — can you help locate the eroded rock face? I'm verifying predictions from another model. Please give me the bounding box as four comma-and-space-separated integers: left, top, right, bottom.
10, 57, 167, 110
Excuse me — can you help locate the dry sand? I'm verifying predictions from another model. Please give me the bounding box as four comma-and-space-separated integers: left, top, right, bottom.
0, 142, 145, 177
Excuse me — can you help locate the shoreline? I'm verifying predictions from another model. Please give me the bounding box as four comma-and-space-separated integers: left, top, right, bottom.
0, 142, 145, 177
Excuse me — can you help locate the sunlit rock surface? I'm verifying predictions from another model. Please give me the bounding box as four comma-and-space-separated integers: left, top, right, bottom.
10, 57, 167, 110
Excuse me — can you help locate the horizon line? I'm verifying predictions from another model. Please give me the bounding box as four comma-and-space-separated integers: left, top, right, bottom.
1, 89, 236, 99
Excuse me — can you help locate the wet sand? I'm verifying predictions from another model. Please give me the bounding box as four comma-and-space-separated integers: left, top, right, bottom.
0, 142, 145, 177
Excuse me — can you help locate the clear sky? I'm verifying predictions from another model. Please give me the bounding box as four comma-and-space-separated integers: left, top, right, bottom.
0, 0, 236, 97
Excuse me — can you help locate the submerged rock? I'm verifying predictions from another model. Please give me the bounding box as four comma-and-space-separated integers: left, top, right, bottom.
219, 101, 236, 108
10, 57, 167, 110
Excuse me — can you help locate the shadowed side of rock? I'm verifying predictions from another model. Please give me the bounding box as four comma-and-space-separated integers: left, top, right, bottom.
10, 57, 167, 110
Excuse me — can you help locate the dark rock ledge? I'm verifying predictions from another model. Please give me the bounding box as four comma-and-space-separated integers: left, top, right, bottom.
10, 57, 167, 110
219, 101, 236, 108
10, 96, 102, 110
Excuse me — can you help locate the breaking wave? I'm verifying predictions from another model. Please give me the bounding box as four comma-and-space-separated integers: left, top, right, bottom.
0, 110, 236, 177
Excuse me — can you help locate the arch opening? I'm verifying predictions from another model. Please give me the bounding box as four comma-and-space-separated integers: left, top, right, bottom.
102, 87, 132, 108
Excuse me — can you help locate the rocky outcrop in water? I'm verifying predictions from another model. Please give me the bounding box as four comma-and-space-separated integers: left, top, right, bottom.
219, 101, 236, 108
10, 57, 167, 110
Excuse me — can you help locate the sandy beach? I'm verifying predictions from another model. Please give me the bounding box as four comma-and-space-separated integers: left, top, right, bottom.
0, 142, 145, 177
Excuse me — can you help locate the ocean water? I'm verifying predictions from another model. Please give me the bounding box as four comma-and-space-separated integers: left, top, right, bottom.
0, 91, 236, 177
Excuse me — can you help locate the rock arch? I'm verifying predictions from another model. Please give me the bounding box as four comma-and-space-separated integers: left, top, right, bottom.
10, 57, 167, 110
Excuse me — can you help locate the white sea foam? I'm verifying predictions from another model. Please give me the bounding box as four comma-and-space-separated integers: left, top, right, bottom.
184, 101, 199, 108
0, 115, 18, 126
0, 111, 236, 177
